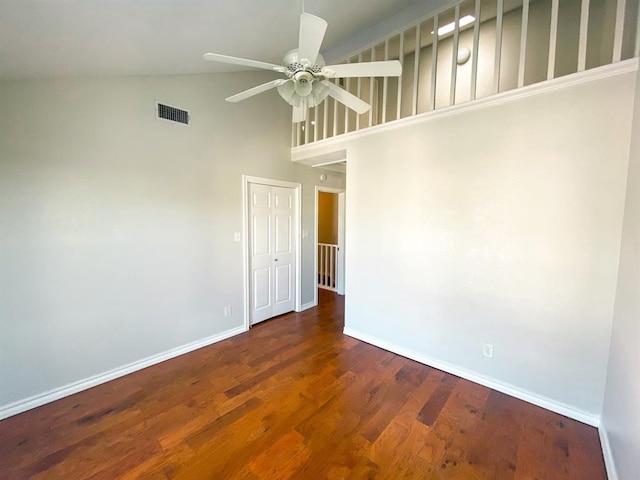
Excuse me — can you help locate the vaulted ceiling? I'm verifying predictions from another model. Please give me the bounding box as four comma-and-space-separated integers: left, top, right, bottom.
0, 0, 446, 80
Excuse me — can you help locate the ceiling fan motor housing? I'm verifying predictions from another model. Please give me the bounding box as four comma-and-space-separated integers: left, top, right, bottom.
283, 49, 325, 75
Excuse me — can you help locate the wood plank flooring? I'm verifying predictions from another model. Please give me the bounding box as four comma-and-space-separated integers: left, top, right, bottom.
0, 290, 607, 479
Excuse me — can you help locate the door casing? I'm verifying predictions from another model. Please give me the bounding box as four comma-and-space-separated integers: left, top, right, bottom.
314, 186, 346, 307
242, 175, 302, 330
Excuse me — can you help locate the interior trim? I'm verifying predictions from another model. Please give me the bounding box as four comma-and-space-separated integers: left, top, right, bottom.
297, 301, 318, 312
0, 325, 246, 421
241, 175, 303, 330
292, 58, 639, 161
599, 421, 620, 480
343, 327, 601, 427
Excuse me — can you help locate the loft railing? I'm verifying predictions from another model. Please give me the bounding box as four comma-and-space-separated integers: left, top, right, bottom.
318, 243, 339, 291
293, 0, 639, 147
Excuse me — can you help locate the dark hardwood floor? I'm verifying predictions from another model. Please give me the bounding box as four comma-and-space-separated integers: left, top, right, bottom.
0, 290, 607, 479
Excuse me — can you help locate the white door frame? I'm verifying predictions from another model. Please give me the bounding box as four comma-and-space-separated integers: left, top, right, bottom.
242, 175, 302, 330
314, 186, 346, 306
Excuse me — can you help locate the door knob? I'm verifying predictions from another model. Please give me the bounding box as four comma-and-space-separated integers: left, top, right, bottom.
274, 259, 279, 262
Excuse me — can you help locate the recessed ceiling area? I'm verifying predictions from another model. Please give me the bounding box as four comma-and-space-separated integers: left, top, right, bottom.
0, 0, 447, 80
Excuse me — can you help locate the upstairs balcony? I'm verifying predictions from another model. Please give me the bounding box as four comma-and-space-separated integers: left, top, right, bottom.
291, 0, 639, 149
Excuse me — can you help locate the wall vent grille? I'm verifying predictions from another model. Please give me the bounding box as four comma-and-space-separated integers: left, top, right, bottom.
157, 103, 189, 125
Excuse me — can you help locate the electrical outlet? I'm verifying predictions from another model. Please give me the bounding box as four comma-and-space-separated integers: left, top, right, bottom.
483, 344, 494, 358
224, 306, 232, 317
233, 232, 241, 242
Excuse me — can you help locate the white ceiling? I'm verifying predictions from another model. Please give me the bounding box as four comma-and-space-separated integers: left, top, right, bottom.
0, 0, 443, 80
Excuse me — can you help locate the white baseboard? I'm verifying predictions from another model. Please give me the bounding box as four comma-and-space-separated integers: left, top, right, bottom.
599, 422, 619, 480
343, 327, 601, 427
298, 301, 317, 312
0, 325, 247, 421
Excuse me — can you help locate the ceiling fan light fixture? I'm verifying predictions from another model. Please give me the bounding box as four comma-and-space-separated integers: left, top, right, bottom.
277, 80, 301, 107
293, 71, 314, 97
294, 82, 312, 97
433, 15, 476, 36
307, 81, 329, 108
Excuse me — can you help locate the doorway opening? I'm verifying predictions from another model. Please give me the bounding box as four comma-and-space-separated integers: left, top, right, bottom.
315, 186, 345, 306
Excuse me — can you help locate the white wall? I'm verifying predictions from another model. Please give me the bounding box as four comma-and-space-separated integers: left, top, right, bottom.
337, 71, 635, 418
0, 72, 344, 409
294, 163, 346, 306
600, 71, 640, 479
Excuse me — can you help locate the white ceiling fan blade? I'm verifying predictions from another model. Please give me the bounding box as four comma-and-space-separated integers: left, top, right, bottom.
323, 60, 402, 78
203, 53, 282, 72
292, 105, 307, 123
298, 13, 328, 65
322, 81, 371, 115
226, 80, 282, 103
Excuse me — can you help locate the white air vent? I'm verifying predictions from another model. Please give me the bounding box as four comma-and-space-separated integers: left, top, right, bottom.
157, 103, 189, 125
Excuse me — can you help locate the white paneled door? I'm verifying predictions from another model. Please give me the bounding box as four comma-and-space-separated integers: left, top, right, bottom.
249, 183, 296, 325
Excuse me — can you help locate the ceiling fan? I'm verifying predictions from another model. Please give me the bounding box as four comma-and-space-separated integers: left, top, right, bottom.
203, 12, 402, 123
